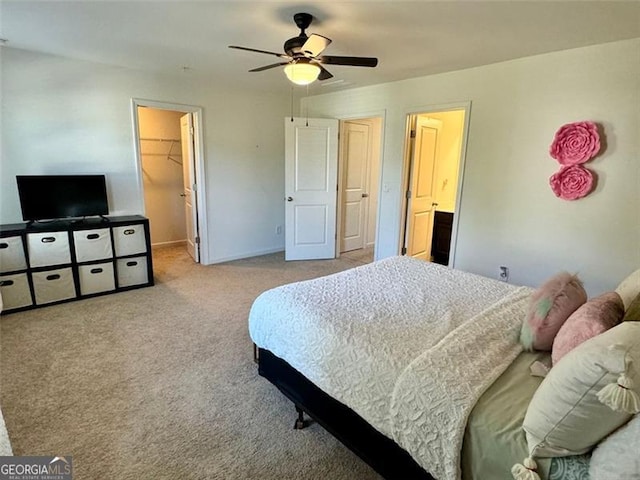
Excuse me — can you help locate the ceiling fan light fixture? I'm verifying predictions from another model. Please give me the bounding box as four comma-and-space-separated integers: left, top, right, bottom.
284, 62, 320, 86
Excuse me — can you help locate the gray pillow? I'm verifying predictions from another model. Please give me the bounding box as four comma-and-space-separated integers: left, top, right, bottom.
589, 414, 640, 480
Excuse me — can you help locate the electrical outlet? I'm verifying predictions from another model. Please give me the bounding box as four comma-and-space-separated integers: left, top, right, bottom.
276, 225, 283, 235
499, 266, 509, 282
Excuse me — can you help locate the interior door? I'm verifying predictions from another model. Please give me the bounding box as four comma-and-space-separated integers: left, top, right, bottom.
406, 116, 442, 261
284, 117, 339, 261
180, 113, 199, 262
340, 120, 371, 252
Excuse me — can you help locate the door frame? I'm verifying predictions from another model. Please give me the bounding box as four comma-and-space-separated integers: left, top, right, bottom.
335, 110, 386, 260
399, 101, 471, 268
130, 98, 209, 265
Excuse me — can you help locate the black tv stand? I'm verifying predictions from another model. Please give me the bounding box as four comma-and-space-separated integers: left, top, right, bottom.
27, 216, 111, 228
27, 219, 58, 227
0, 215, 154, 314
69, 215, 110, 225
69, 216, 110, 224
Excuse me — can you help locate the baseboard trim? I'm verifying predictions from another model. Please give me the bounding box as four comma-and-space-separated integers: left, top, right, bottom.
210, 247, 284, 264
152, 240, 187, 249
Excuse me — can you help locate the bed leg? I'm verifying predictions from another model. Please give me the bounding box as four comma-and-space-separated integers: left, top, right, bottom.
294, 405, 308, 430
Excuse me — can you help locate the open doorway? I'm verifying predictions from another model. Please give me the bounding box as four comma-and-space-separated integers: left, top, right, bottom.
401, 107, 468, 266
337, 117, 382, 262
132, 100, 208, 264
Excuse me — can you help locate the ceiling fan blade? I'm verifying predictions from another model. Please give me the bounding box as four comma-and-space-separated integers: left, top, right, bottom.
249, 62, 290, 72
229, 45, 289, 59
319, 55, 378, 67
301, 34, 332, 57
318, 65, 333, 81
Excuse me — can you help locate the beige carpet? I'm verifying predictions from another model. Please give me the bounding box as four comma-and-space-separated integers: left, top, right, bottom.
0, 247, 380, 480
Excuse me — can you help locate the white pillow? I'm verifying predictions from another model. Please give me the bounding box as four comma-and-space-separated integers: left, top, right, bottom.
590, 414, 640, 480
522, 322, 640, 458
616, 268, 640, 310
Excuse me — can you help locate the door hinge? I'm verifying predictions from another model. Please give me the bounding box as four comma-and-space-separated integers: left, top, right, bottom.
410, 129, 416, 138
192, 183, 197, 192
405, 190, 411, 199
195, 236, 201, 244
401, 247, 407, 255
190, 126, 194, 136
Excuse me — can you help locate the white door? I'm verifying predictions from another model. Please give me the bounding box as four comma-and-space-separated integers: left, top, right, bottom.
180, 113, 199, 262
284, 117, 339, 261
340, 120, 371, 252
406, 116, 442, 261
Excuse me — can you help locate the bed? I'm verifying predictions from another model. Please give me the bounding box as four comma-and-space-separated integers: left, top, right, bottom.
248, 256, 638, 480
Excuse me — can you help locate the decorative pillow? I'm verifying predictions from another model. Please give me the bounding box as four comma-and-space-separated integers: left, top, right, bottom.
623, 292, 640, 322
589, 414, 640, 480
551, 292, 624, 365
521, 322, 640, 462
520, 272, 587, 351
615, 268, 640, 311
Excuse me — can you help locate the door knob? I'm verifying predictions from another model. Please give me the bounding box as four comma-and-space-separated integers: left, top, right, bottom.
287, 196, 293, 202
362, 193, 369, 198
180, 193, 187, 197
432, 202, 439, 207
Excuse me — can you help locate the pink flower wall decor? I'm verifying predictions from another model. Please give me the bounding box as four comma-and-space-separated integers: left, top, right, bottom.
549, 121, 601, 166
549, 165, 595, 201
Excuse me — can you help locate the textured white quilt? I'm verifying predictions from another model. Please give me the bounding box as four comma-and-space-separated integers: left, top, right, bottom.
248, 256, 532, 479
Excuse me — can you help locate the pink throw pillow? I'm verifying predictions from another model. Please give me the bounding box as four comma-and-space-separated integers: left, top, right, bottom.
520, 272, 587, 351
552, 292, 624, 365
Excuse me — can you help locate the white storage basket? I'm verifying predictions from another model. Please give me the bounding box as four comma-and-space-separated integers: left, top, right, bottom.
27, 232, 71, 268
32, 267, 76, 304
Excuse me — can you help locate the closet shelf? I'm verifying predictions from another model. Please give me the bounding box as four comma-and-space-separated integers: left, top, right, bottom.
139, 137, 181, 142
140, 137, 182, 165
142, 153, 182, 156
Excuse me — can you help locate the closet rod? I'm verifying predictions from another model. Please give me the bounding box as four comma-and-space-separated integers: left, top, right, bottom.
142, 153, 182, 156
139, 137, 181, 142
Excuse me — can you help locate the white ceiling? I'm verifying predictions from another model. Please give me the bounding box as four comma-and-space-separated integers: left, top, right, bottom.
2, 1, 639, 93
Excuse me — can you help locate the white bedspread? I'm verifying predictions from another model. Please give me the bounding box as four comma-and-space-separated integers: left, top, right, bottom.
248, 256, 533, 479
390, 284, 531, 479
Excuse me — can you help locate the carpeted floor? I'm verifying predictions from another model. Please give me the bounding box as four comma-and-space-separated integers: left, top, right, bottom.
0, 246, 380, 480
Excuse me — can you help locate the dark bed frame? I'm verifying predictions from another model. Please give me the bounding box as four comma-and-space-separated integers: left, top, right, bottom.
257, 347, 435, 480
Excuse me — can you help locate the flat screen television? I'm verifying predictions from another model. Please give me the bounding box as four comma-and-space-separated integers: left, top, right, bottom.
16, 175, 109, 222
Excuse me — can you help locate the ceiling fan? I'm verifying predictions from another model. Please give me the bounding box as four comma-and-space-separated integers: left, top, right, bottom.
229, 12, 378, 86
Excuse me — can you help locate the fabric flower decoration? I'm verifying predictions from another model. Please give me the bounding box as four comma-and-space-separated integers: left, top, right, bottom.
549, 165, 594, 201
549, 121, 600, 166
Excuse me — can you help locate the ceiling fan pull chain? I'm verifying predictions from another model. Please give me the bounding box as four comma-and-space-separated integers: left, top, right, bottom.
290, 85, 294, 122
305, 84, 310, 126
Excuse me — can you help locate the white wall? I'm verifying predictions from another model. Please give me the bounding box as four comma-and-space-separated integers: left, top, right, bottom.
1, 47, 289, 263
3, 41, 637, 293
303, 39, 640, 295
